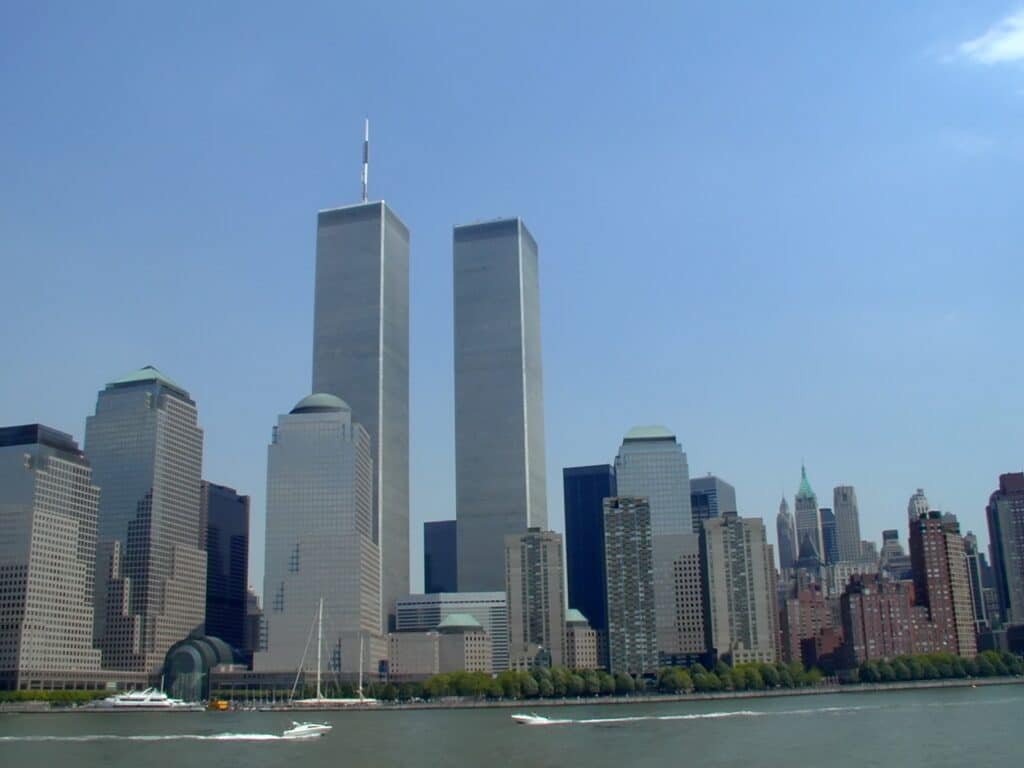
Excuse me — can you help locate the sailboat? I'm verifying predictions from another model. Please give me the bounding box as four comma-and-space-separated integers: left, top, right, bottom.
291, 597, 379, 708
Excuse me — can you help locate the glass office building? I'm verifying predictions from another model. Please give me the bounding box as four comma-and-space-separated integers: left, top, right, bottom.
313, 200, 410, 632
201, 482, 249, 656
423, 520, 457, 594
563, 464, 616, 633
257, 394, 384, 676
85, 366, 206, 672
454, 218, 547, 592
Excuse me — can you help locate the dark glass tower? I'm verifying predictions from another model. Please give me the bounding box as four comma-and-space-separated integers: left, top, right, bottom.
563, 465, 616, 632
201, 482, 250, 655
423, 520, 457, 594
820, 507, 838, 565
689, 475, 737, 535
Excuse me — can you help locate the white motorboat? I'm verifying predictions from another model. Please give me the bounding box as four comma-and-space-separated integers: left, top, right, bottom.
96, 687, 200, 710
511, 712, 570, 726
282, 721, 333, 739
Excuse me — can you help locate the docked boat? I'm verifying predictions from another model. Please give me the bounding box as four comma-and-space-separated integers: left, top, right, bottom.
96, 687, 201, 710
511, 712, 570, 726
282, 721, 333, 739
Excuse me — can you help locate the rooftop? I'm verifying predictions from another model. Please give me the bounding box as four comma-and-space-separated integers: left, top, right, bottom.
565, 609, 589, 626
623, 425, 675, 441
436, 613, 483, 633
290, 393, 350, 415
108, 365, 188, 397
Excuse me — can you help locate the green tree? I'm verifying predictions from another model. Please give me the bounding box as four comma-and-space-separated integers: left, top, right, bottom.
614, 673, 635, 695
597, 671, 615, 695
497, 670, 521, 699
877, 661, 895, 682
743, 666, 764, 690
760, 663, 779, 688
521, 674, 540, 698
892, 659, 911, 681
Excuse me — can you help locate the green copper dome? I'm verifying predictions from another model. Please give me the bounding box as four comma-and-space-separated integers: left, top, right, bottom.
290, 393, 350, 414
565, 609, 589, 625
436, 613, 483, 633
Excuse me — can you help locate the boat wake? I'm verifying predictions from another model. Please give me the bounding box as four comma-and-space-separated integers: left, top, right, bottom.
0, 733, 290, 742
513, 703, 884, 727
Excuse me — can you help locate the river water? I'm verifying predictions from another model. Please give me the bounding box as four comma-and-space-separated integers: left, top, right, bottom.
1, 685, 1021, 767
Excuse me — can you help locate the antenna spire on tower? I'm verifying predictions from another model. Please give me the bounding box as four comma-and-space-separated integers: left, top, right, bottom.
361, 117, 369, 202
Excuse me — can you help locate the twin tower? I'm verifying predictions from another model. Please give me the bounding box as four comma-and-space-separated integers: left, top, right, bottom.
312, 200, 547, 629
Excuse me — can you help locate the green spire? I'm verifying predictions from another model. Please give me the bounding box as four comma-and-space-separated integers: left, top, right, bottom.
797, 463, 815, 500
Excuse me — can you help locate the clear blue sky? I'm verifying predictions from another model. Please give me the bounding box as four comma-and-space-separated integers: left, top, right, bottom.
3, 2, 1022, 596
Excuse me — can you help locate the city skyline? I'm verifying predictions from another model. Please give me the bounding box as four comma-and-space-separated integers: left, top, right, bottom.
3, 3, 1023, 596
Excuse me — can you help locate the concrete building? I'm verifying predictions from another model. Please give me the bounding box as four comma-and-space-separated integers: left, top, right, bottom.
563, 464, 616, 637
779, 583, 835, 666
654, 533, 708, 664
387, 614, 493, 679
794, 465, 823, 565
879, 529, 913, 581
505, 529, 565, 669
839, 574, 916, 666
689, 475, 737, 535
833, 485, 862, 563
85, 366, 206, 672
963, 532, 989, 634
564, 609, 600, 670
909, 511, 977, 658
395, 592, 509, 671
603, 497, 658, 675
908, 488, 930, 523
454, 218, 547, 593
776, 495, 798, 571
987, 472, 1024, 625
701, 512, 778, 664
0, 425, 103, 690
423, 520, 457, 594
312, 200, 410, 632
200, 482, 249, 655
257, 394, 383, 676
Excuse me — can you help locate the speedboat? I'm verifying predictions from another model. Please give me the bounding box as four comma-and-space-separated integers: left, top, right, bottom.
282, 721, 333, 739
511, 712, 569, 726
95, 688, 199, 710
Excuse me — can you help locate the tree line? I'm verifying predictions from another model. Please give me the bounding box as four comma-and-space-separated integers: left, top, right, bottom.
853, 650, 1023, 684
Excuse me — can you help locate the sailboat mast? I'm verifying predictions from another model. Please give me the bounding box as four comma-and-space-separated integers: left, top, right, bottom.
316, 597, 323, 699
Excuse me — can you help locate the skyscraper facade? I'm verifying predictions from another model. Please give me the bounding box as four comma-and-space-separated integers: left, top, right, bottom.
908, 488, 930, 522
963, 532, 989, 634
689, 475, 737, 535
504, 529, 565, 669
833, 485, 862, 563
794, 466, 823, 564
423, 520, 457, 595
820, 507, 838, 565
563, 464, 616, 633
602, 497, 658, 675
0, 425, 102, 690
200, 482, 249, 653
455, 218, 547, 592
776, 496, 798, 571
85, 366, 206, 672
986, 472, 1024, 625
614, 427, 692, 536
701, 512, 779, 664
257, 394, 383, 676
312, 200, 410, 631
909, 511, 977, 658
614, 427, 697, 663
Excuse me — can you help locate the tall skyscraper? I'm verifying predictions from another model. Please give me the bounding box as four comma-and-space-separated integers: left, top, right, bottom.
820, 507, 838, 565
833, 485, 862, 563
423, 520, 457, 594
614, 427, 696, 663
603, 497, 658, 675
0, 425, 102, 689
963, 532, 989, 634
504, 529, 565, 668
257, 394, 383, 675
793, 465, 823, 564
312, 199, 410, 631
689, 475, 737, 535
908, 488, 930, 522
776, 495, 798, 571
614, 427, 692, 536
200, 482, 249, 653
987, 472, 1024, 625
86, 366, 206, 672
909, 511, 977, 658
454, 218, 547, 592
701, 512, 779, 664
563, 464, 616, 634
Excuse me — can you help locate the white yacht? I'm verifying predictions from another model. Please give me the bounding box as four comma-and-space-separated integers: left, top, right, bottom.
97, 688, 200, 710
511, 712, 570, 726
282, 721, 333, 739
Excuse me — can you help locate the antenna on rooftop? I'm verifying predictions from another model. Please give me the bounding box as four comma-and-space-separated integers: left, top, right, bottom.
361, 117, 369, 202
